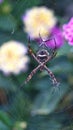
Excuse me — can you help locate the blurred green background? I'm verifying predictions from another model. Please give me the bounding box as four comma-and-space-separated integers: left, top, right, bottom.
0, 0, 73, 130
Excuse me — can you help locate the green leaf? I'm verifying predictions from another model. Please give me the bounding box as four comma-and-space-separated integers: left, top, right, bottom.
57, 42, 73, 56
27, 116, 62, 130
32, 83, 69, 115
12, 0, 40, 17
0, 30, 26, 45
35, 77, 52, 91
0, 111, 12, 127
0, 121, 9, 130
0, 73, 16, 90
9, 91, 31, 121
50, 62, 72, 73
0, 15, 17, 31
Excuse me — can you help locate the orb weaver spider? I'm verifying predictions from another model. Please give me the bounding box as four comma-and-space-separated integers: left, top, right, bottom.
25, 36, 59, 86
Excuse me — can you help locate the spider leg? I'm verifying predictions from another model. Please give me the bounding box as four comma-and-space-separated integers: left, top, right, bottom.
51, 37, 58, 58
50, 37, 57, 57
45, 37, 57, 58
28, 38, 40, 63
44, 65, 59, 86
53, 37, 57, 50
51, 49, 57, 58
25, 64, 41, 84
45, 36, 57, 49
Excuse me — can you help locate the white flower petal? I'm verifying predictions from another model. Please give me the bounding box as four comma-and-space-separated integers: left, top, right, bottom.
22, 6, 57, 39
0, 40, 29, 75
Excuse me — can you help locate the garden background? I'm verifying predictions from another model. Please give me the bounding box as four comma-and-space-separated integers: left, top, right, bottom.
0, 0, 73, 130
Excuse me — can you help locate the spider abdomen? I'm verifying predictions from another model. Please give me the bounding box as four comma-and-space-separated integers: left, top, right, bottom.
36, 49, 49, 62
37, 54, 47, 62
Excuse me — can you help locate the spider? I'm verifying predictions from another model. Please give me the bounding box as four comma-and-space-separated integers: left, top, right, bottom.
25, 36, 59, 86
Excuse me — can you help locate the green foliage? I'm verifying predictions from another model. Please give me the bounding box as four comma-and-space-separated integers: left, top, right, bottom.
0, 15, 17, 31
40, 0, 73, 16
0, 111, 12, 127
0, 0, 73, 130
0, 122, 9, 130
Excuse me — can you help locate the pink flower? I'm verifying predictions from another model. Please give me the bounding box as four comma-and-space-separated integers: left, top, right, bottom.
36, 26, 64, 49
45, 26, 64, 49
63, 17, 73, 45
0, 0, 3, 4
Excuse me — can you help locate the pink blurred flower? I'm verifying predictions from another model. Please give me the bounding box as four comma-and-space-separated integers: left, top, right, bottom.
37, 26, 64, 49
63, 17, 73, 45
0, 0, 3, 4
45, 26, 64, 49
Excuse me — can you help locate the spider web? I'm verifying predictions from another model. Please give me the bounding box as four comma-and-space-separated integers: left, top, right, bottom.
0, 0, 73, 130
